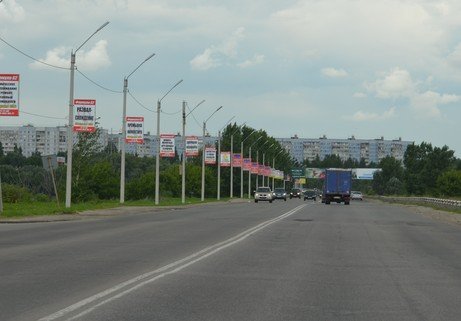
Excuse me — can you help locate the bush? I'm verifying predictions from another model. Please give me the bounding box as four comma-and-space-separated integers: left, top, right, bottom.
1, 184, 33, 203
437, 170, 461, 197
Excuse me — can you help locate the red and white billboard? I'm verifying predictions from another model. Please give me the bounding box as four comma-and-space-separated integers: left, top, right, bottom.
251, 162, 259, 174
0, 74, 20, 116
73, 99, 96, 132
220, 151, 231, 167
205, 147, 216, 165
243, 158, 252, 171
185, 136, 199, 157
233, 153, 242, 167
160, 134, 176, 157
258, 164, 265, 175
125, 117, 144, 143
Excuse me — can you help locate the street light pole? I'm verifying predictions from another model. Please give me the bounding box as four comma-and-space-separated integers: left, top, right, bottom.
65, 21, 109, 208
217, 116, 235, 200
120, 53, 156, 204
229, 122, 245, 198
248, 136, 262, 199
240, 129, 256, 198
201, 106, 223, 201
272, 149, 283, 189
263, 143, 275, 187
182, 99, 205, 203
155, 79, 183, 205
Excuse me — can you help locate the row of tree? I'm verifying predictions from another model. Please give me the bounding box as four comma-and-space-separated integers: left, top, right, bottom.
0, 124, 294, 203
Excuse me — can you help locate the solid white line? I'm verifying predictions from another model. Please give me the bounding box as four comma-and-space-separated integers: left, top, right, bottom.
38, 204, 306, 321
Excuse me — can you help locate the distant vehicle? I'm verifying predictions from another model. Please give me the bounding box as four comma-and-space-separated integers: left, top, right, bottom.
322, 169, 352, 205
351, 191, 363, 201
289, 188, 302, 199
303, 189, 317, 201
273, 188, 287, 201
254, 187, 273, 203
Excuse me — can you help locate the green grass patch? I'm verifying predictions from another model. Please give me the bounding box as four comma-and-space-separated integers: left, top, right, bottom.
0, 197, 230, 218
370, 196, 461, 215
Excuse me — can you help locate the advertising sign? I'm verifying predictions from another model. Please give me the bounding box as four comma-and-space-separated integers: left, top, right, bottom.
233, 153, 242, 167
291, 168, 304, 178
73, 99, 96, 132
258, 164, 265, 175
0, 74, 20, 116
125, 117, 144, 143
220, 151, 231, 167
185, 136, 199, 157
251, 162, 259, 174
243, 158, 252, 171
305, 168, 325, 179
352, 168, 381, 180
205, 147, 216, 165
265, 166, 271, 176
160, 134, 176, 157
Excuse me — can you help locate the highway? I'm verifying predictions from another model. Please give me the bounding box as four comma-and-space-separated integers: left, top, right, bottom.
1, 199, 460, 321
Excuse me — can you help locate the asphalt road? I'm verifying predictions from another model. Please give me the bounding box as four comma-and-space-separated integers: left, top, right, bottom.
1, 199, 460, 321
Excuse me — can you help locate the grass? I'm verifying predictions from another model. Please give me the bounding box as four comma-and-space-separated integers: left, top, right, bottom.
0, 197, 229, 218
370, 195, 461, 215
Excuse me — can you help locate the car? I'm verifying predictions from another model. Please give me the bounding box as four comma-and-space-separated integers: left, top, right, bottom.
254, 187, 274, 203
289, 188, 302, 199
303, 189, 317, 201
351, 191, 363, 201
273, 188, 287, 201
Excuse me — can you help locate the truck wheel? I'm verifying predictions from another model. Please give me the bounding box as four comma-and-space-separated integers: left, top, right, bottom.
269, 200, 273, 203
255, 200, 258, 203
345, 201, 350, 205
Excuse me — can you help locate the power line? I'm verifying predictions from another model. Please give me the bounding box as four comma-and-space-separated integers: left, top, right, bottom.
0, 35, 69, 70
186, 102, 202, 130
76, 69, 122, 94
21, 110, 67, 120
127, 91, 155, 112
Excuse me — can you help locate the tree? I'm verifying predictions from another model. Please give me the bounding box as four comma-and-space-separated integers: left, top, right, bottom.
437, 170, 461, 197
372, 156, 404, 195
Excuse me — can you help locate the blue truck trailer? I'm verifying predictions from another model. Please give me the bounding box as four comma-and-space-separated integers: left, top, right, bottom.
322, 169, 352, 205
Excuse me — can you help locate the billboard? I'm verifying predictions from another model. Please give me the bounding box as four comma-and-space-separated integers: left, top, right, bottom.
243, 158, 252, 171
73, 99, 96, 132
352, 168, 381, 180
305, 168, 325, 179
0, 74, 20, 116
251, 162, 259, 174
160, 134, 176, 157
220, 151, 231, 167
185, 136, 199, 157
233, 153, 242, 167
205, 147, 216, 165
125, 117, 144, 143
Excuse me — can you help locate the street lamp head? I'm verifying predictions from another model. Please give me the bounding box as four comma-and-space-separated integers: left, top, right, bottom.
75, 21, 110, 53
159, 79, 183, 103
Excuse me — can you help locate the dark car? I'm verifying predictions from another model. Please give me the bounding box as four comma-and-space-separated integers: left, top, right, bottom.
273, 188, 287, 201
303, 189, 317, 201
289, 188, 302, 199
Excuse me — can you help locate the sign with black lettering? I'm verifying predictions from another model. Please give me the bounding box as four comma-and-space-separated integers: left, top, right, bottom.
73, 99, 96, 132
125, 117, 144, 143
160, 134, 175, 157
0, 74, 20, 116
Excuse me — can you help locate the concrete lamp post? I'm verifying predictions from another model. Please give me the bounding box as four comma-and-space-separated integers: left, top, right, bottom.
217, 116, 235, 200
120, 53, 156, 204
247, 136, 262, 199
65, 21, 109, 208
155, 79, 183, 205
240, 129, 257, 199
201, 106, 223, 201
229, 122, 246, 198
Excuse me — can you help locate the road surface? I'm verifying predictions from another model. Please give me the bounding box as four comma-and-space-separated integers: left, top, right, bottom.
1, 199, 460, 320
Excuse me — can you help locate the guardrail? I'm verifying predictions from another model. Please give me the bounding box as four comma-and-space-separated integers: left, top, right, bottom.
375, 196, 461, 209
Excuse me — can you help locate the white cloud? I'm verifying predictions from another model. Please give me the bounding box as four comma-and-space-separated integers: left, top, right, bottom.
411, 90, 460, 118
321, 67, 348, 78
190, 27, 245, 70
0, 0, 25, 23
366, 68, 416, 99
353, 92, 367, 98
30, 40, 111, 71
237, 54, 265, 68
348, 107, 396, 122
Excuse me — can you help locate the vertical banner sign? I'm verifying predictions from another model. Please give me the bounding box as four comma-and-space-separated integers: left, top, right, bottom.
185, 136, 199, 157
251, 162, 259, 174
205, 147, 216, 165
258, 164, 265, 175
243, 158, 252, 171
0, 74, 20, 116
73, 99, 96, 132
233, 153, 242, 167
220, 151, 231, 167
125, 117, 144, 143
265, 166, 271, 177
160, 134, 176, 157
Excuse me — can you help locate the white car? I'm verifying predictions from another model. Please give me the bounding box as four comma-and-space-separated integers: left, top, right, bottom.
254, 187, 273, 203
351, 191, 363, 201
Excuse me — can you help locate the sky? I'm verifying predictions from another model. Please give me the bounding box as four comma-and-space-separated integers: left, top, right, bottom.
1, 0, 461, 156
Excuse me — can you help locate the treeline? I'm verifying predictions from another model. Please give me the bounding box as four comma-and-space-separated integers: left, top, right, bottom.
302, 143, 461, 197
0, 123, 293, 203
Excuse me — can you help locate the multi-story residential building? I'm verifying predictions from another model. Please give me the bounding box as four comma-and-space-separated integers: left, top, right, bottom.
276, 135, 413, 164
0, 126, 412, 164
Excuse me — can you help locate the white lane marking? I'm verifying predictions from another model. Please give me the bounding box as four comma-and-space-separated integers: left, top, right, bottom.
38, 204, 306, 321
